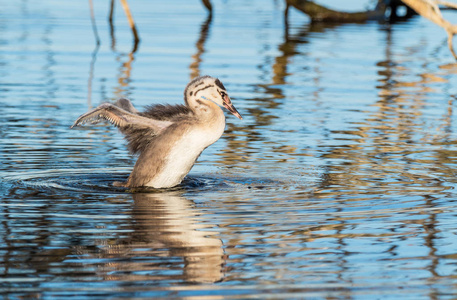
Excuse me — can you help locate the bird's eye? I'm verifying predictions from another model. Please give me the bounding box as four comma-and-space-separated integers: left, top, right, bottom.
220, 91, 226, 98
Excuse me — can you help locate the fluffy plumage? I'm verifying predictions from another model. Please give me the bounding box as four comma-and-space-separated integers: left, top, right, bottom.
125, 104, 194, 155
71, 76, 242, 189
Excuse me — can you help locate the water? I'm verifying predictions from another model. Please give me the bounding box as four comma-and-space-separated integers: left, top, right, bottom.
2, 0, 457, 298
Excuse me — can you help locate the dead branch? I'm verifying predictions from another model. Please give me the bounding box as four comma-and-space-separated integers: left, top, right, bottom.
401, 0, 457, 60
285, 0, 385, 22
201, 0, 212, 13
119, 0, 140, 52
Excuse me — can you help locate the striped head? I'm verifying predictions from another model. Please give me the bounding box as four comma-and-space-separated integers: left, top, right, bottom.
184, 76, 242, 119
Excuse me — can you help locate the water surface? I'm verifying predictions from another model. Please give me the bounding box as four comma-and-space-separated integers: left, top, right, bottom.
2, 0, 457, 298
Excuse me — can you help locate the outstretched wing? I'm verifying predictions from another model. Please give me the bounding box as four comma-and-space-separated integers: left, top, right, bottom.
71, 102, 172, 133
71, 102, 174, 155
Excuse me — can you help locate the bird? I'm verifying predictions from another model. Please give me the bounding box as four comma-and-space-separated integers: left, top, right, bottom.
71, 75, 242, 189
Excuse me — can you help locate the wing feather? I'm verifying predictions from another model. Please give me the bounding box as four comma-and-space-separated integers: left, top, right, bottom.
71, 100, 198, 155
71, 102, 176, 155
70, 103, 172, 133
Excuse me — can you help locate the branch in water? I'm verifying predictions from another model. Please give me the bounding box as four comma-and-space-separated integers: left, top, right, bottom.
285, 0, 385, 22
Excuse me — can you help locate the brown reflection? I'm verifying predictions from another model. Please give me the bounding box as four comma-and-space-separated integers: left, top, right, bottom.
13, 191, 225, 284
216, 22, 342, 167
313, 26, 456, 194
190, 13, 212, 80
88, 192, 224, 284
210, 14, 457, 284
86, 3, 138, 106
299, 25, 457, 283
86, 47, 136, 106
112, 51, 136, 100
129, 192, 225, 283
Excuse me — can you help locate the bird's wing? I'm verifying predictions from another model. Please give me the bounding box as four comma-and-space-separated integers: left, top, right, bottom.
70, 103, 172, 134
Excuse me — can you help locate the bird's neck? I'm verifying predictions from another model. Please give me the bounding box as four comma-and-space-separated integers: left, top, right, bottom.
188, 97, 225, 124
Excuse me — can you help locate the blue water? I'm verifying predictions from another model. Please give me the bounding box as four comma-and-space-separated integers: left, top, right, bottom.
2, 0, 457, 298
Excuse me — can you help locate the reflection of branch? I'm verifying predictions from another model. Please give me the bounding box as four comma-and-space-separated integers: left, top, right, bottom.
190, 14, 212, 79
401, 0, 457, 59
108, 0, 116, 50
88, 0, 100, 46
87, 43, 100, 109
113, 52, 135, 99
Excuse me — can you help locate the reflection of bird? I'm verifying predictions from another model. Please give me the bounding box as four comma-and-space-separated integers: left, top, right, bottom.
132, 192, 225, 283
71, 76, 242, 188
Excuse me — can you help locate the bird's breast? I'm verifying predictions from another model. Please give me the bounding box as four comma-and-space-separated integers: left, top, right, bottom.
144, 122, 225, 188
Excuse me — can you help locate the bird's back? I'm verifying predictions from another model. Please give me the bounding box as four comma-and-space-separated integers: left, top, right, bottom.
123, 104, 195, 155
141, 104, 193, 121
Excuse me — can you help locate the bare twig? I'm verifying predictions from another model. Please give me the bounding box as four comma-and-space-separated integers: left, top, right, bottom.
201, 0, 213, 13
119, 0, 140, 52
190, 14, 212, 79
108, 0, 115, 24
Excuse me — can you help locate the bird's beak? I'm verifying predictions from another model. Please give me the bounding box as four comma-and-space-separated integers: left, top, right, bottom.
223, 95, 242, 120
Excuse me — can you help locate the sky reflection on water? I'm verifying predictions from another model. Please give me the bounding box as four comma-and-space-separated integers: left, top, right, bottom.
2, 0, 457, 298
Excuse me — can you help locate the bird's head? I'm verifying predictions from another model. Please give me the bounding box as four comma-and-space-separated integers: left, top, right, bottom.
184, 76, 242, 119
